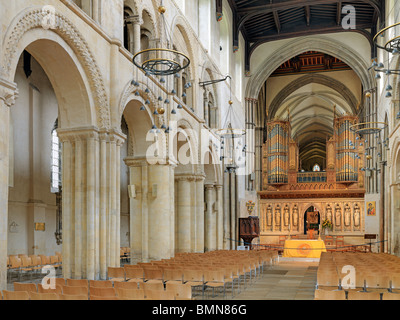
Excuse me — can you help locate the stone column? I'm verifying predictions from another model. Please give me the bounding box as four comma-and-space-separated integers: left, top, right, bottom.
176, 175, 192, 253
125, 157, 176, 262
223, 170, 230, 250
0, 78, 18, 291
195, 174, 205, 253
126, 15, 143, 55
216, 184, 224, 250
59, 128, 125, 280
205, 184, 216, 252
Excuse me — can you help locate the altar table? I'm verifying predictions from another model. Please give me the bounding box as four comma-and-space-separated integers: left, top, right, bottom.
283, 239, 327, 258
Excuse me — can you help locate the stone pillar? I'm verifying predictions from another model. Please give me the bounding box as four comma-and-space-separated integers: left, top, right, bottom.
176, 175, 192, 253
125, 157, 176, 262
0, 78, 18, 291
216, 184, 224, 250
126, 15, 143, 55
205, 184, 216, 252
195, 175, 205, 253
59, 128, 125, 280
223, 170, 230, 250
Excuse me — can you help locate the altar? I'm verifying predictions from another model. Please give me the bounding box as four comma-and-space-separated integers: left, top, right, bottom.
283, 239, 327, 258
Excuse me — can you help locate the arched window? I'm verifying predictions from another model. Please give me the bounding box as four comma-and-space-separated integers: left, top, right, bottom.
51, 119, 62, 193
208, 93, 217, 129
313, 164, 321, 172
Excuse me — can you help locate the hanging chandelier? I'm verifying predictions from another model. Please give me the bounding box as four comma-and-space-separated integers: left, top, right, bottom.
131, 2, 192, 134
216, 77, 246, 172
370, 22, 400, 98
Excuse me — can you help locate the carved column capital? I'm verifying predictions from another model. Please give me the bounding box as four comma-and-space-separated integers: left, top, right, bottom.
126, 15, 143, 25
0, 78, 18, 107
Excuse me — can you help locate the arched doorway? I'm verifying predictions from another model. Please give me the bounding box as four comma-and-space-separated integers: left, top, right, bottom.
304, 206, 320, 235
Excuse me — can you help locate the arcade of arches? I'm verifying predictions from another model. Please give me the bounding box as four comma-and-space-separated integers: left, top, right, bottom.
1, 0, 400, 299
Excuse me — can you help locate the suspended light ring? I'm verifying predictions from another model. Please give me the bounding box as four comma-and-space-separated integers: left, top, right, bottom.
133, 48, 191, 76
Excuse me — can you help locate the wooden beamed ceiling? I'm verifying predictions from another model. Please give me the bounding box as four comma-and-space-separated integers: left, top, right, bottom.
223, 0, 384, 71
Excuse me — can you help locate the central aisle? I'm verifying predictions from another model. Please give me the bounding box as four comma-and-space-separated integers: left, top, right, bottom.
232, 259, 319, 300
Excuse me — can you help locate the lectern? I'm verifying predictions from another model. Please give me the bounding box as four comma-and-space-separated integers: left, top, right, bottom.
239, 216, 260, 250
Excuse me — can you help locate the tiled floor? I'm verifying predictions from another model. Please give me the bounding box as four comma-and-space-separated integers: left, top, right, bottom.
229, 259, 319, 300
197, 257, 319, 301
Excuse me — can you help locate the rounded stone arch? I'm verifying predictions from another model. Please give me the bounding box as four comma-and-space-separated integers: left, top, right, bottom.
2, 7, 110, 129
391, 56, 400, 127
118, 79, 163, 126
124, 0, 141, 16
268, 74, 359, 120
391, 136, 400, 183
170, 15, 198, 84
203, 140, 223, 186
246, 35, 375, 100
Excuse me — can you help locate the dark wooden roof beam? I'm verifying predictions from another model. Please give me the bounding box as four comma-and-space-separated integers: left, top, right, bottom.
273, 10, 281, 33
235, 0, 381, 15
305, 5, 311, 26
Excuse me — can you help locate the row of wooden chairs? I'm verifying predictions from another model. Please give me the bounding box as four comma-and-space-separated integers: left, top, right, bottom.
106, 250, 279, 299
2, 279, 193, 300
7, 253, 62, 281
317, 252, 400, 295
315, 288, 400, 300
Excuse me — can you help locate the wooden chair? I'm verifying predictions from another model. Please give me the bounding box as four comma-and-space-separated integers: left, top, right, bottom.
89, 287, 116, 298
108, 267, 126, 282
2, 290, 30, 300
20, 256, 34, 279
364, 274, 391, 293
66, 279, 89, 289
30, 292, 60, 300
203, 270, 232, 299
163, 269, 183, 285
390, 273, 400, 293
325, 236, 334, 246
55, 278, 66, 288
144, 269, 164, 284
347, 291, 381, 300
89, 280, 113, 288
38, 283, 63, 295
125, 268, 144, 282
314, 289, 346, 300
145, 289, 175, 300
116, 288, 146, 300
382, 292, 400, 300
114, 281, 140, 290
62, 285, 88, 296
336, 236, 345, 249
166, 283, 192, 300
141, 282, 164, 291
183, 269, 204, 298
316, 272, 340, 290
13, 282, 37, 293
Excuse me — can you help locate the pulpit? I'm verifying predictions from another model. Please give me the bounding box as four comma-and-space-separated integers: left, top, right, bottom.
239, 216, 260, 250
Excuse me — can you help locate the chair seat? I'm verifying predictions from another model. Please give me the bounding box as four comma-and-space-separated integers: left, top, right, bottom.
110, 278, 125, 282
145, 279, 164, 284
184, 281, 203, 287
127, 279, 144, 283
205, 282, 226, 287
165, 280, 183, 285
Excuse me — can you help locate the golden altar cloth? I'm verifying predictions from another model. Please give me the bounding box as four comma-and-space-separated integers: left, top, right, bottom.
283, 239, 327, 258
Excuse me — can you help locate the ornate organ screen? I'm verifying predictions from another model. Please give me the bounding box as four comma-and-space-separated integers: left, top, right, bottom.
335, 116, 358, 183
266, 121, 290, 185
